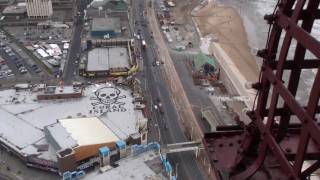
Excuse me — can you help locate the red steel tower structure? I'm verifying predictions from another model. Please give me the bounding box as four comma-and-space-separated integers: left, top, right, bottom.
203, 0, 320, 179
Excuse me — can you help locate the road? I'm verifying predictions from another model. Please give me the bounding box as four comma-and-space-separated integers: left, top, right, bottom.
131, 0, 206, 179
62, 0, 86, 84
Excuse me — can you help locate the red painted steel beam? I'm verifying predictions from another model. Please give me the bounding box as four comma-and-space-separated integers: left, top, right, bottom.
203, 0, 320, 178
269, 59, 320, 70
277, 0, 320, 141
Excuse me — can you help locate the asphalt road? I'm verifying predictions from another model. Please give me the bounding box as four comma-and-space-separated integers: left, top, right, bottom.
132, 0, 206, 179
62, 0, 86, 84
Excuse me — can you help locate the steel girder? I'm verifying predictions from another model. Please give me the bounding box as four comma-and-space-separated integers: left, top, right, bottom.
203, 0, 320, 179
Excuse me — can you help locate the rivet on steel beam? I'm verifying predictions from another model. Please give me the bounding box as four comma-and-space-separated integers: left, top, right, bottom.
257, 49, 268, 58
285, 24, 290, 30
246, 110, 255, 118
303, 118, 308, 124
272, 80, 277, 85
237, 148, 244, 154
278, 2, 284, 8
264, 14, 276, 24
262, 132, 266, 136
285, 148, 291, 153
270, 53, 277, 60
251, 82, 262, 90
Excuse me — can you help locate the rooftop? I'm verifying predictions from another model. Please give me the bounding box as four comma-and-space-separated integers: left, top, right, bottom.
84, 150, 168, 180
87, 47, 130, 72
194, 52, 216, 71
0, 84, 144, 162
58, 117, 119, 146
92, 18, 121, 32
2, 4, 26, 15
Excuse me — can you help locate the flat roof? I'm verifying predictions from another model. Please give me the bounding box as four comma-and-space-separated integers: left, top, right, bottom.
45, 123, 78, 150
92, 18, 121, 32
58, 117, 119, 146
83, 150, 167, 180
0, 84, 144, 161
2, 5, 26, 14
42, 86, 81, 95
87, 47, 129, 72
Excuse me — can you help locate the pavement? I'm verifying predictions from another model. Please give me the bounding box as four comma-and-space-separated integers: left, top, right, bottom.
131, 0, 206, 179
0, 149, 59, 180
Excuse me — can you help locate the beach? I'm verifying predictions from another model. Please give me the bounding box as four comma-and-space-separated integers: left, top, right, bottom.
193, 1, 260, 82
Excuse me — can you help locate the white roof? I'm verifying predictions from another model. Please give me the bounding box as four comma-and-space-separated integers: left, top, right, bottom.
84, 150, 166, 180
45, 123, 78, 150
0, 108, 43, 149
63, 43, 69, 49
59, 117, 119, 146
36, 48, 49, 58
0, 84, 144, 161
87, 48, 129, 72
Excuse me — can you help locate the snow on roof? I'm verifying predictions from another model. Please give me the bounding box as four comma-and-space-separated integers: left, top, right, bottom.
59, 117, 119, 146
36, 48, 49, 58
63, 43, 69, 50
83, 150, 166, 180
0, 108, 43, 149
45, 123, 78, 150
86, 47, 130, 72
0, 84, 144, 160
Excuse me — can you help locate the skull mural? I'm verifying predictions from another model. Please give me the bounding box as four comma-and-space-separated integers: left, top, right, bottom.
90, 87, 126, 106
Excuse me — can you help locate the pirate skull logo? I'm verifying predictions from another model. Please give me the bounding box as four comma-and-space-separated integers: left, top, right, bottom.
90, 87, 126, 106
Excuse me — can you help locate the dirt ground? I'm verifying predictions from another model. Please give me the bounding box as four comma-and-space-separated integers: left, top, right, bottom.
170, 0, 200, 47
193, 1, 260, 82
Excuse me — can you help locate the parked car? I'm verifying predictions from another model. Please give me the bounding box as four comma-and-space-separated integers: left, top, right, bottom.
35, 69, 42, 73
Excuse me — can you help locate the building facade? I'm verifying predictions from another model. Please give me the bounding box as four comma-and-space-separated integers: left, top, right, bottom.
26, 0, 53, 18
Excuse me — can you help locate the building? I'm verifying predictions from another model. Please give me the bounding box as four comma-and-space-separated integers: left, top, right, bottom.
80, 39, 137, 77
37, 86, 83, 100
45, 117, 119, 172
85, 47, 130, 77
0, 83, 147, 173
0, 0, 13, 6
26, 0, 53, 18
193, 52, 216, 73
2, 3, 27, 17
91, 18, 121, 38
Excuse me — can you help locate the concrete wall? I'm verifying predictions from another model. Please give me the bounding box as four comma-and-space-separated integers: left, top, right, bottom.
211, 42, 256, 109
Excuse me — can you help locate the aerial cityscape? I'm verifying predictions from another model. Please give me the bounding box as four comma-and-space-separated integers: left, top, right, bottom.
0, 0, 319, 179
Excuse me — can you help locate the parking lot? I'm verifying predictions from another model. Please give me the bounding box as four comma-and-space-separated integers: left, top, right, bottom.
0, 32, 47, 81
2, 23, 73, 77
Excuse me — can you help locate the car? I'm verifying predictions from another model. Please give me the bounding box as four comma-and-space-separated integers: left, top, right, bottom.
152, 60, 164, 66
19, 69, 27, 74
35, 69, 42, 73
16, 63, 23, 68
8, 52, 15, 56
5, 69, 12, 74
30, 64, 38, 69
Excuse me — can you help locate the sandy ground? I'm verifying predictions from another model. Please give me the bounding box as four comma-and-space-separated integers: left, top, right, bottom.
170, 0, 200, 47
193, 1, 260, 82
